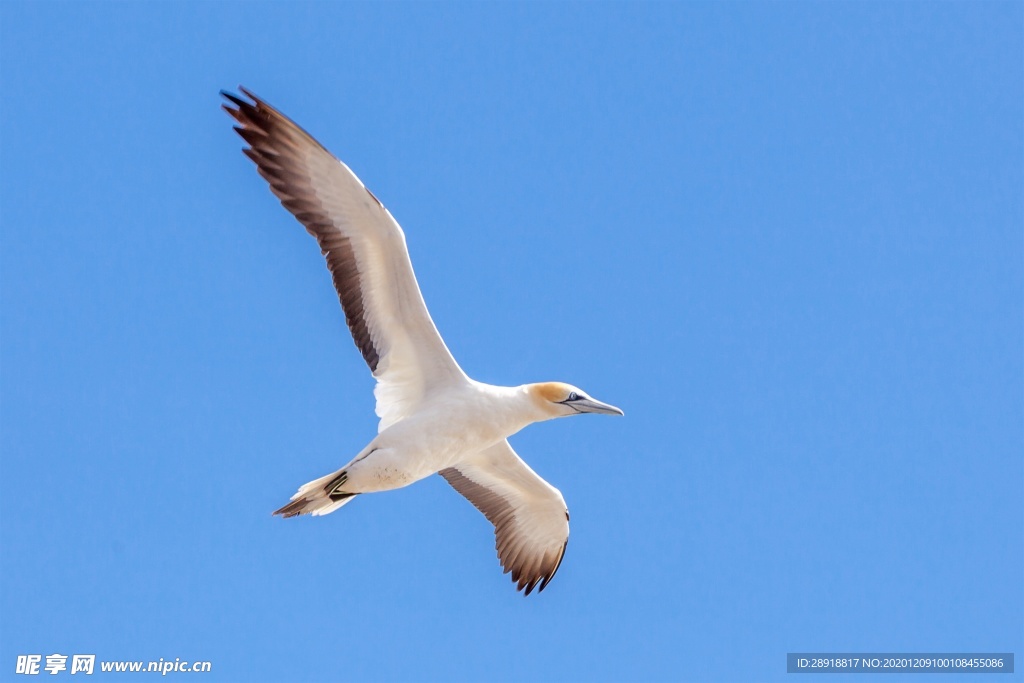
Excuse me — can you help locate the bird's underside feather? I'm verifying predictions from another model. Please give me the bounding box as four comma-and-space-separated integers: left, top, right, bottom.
441, 440, 570, 595
221, 87, 466, 430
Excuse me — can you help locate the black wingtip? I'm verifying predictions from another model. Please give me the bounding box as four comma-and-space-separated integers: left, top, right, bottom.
220, 90, 247, 109
220, 85, 261, 104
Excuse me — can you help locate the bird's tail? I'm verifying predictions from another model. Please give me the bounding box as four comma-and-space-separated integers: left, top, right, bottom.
273, 468, 358, 518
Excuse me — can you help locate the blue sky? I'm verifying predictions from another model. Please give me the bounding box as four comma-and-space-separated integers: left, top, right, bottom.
2, 2, 1021, 681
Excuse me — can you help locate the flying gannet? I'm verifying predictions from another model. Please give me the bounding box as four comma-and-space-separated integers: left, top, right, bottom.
221, 87, 623, 595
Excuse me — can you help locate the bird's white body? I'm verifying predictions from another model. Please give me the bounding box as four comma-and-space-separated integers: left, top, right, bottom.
348, 383, 540, 491
223, 88, 622, 594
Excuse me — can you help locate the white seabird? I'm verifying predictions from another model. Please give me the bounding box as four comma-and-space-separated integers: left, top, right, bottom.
222, 87, 623, 595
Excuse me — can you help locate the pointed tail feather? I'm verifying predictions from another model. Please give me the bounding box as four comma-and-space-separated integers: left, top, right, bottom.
274, 468, 358, 518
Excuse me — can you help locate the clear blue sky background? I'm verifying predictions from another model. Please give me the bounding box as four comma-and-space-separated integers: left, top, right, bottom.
2, 2, 1021, 681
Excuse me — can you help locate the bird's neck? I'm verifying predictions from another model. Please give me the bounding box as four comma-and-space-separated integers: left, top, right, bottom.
471, 382, 558, 436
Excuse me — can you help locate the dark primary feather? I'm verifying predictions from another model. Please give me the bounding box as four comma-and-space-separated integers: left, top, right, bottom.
221, 87, 381, 372
441, 466, 568, 595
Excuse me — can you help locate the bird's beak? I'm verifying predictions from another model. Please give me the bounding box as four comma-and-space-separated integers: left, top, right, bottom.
575, 397, 624, 416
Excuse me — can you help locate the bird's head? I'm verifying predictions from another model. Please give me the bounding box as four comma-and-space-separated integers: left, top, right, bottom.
527, 382, 624, 420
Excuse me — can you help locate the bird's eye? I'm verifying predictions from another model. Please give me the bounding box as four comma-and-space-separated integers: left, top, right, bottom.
568, 392, 579, 401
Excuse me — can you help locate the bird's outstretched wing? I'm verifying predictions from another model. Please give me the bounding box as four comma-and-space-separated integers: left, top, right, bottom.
441, 440, 570, 595
222, 88, 466, 430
